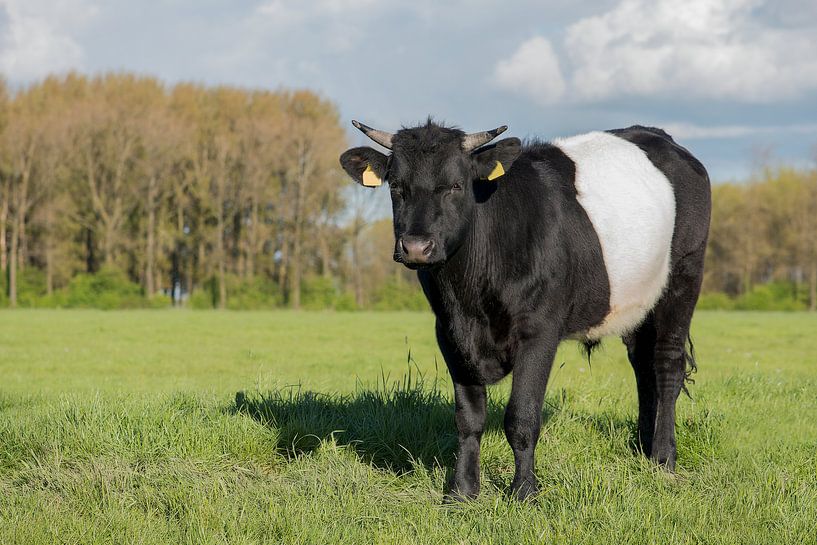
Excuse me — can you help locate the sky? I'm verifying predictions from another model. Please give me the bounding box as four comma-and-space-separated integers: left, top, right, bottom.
1, 0, 816, 182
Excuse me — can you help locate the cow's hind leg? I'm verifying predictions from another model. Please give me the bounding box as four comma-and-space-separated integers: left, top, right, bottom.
650, 246, 705, 469
624, 316, 658, 457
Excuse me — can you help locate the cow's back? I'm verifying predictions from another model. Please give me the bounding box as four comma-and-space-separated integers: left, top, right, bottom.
554, 131, 676, 339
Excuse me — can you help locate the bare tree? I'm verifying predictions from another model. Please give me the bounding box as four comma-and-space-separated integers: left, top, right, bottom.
280, 91, 347, 308
2, 87, 43, 306
0, 72, 412, 309
135, 80, 177, 296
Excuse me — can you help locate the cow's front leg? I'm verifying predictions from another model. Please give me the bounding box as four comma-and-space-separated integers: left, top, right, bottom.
445, 381, 487, 502
505, 335, 557, 500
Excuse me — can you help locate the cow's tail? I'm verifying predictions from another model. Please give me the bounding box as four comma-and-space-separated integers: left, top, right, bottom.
681, 333, 698, 398
581, 339, 601, 365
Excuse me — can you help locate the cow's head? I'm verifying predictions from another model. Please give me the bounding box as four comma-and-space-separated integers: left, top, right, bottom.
340, 119, 521, 269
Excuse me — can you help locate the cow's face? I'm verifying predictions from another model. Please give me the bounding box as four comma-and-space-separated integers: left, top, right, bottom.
340, 120, 521, 269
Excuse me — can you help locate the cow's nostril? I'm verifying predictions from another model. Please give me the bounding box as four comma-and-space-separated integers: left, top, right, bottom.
400, 236, 436, 263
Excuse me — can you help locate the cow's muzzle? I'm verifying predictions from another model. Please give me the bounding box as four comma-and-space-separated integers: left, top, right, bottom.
398, 235, 437, 266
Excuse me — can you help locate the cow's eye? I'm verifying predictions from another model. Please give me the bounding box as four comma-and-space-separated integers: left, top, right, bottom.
451, 182, 463, 191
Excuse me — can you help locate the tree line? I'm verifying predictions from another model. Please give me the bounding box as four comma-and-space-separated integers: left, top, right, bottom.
1, 72, 816, 310
703, 166, 817, 310
0, 73, 421, 310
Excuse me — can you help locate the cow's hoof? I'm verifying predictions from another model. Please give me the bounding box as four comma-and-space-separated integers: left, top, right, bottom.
509, 476, 539, 501
443, 490, 477, 504
650, 450, 677, 471
443, 483, 479, 503
444, 472, 480, 503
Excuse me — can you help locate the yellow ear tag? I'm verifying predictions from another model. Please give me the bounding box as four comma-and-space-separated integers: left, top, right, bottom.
487, 161, 505, 181
362, 164, 382, 187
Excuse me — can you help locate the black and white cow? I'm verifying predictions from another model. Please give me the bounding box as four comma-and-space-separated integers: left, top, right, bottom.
340, 119, 711, 501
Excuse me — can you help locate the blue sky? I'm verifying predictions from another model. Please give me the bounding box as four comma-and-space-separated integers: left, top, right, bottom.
1, 0, 816, 181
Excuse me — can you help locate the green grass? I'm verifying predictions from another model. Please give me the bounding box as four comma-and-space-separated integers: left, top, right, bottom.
0, 310, 815, 544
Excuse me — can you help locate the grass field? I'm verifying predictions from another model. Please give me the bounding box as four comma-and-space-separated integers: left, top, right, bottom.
1, 310, 815, 544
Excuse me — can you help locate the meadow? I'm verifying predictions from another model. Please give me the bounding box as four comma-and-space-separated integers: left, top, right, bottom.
0, 309, 815, 544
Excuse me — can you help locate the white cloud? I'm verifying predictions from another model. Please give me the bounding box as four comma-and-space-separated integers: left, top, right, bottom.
662, 122, 817, 140
493, 0, 817, 104
493, 36, 566, 105
564, 0, 817, 102
255, 0, 379, 24
252, 0, 381, 53
0, 0, 97, 82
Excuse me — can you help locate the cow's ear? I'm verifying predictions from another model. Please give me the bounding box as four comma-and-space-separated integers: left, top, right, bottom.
340, 147, 389, 187
472, 138, 522, 181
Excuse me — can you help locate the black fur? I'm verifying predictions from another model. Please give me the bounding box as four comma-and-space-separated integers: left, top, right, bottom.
339, 121, 711, 500
611, 126, 711, 463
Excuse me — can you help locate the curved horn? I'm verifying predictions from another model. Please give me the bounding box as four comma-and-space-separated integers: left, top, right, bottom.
462, 125, 508, 152
351, 120, 394, 150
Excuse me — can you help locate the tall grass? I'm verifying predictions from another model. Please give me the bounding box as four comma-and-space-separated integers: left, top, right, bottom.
0, 310, 815, 543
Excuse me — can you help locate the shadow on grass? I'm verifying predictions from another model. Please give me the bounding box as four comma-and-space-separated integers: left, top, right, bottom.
230, 370, 514, 473
578, 412, 642, 454
229, 370, 721, 474
564, 406, 723, 468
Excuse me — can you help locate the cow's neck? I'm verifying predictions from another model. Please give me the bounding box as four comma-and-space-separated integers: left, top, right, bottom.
431, 192, 534, 313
